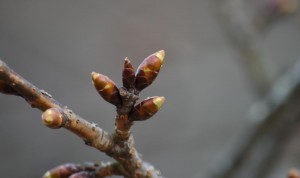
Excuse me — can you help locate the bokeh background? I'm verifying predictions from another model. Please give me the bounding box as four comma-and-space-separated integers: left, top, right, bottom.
0, 1, 300, 178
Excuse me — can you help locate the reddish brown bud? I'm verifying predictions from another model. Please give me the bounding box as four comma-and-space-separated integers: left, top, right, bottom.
43, 163, 81, 178
122, 57, 135, 90
0, 80, 19, 96
289, 168, 300, 178
135, 50, 165, 92
69, 171, 93, 178
91, 72, 121, 107
272, 0, 298, 14
129, 96, 165, 121
42, 108, 65, 129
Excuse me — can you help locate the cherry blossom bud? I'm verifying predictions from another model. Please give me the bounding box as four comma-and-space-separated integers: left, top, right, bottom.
130, 96, 165, 121
91, 72, 121, 107
135, 50, 165, 92
288, 168, 300, 178
122, 57, 135, 90
270, 0, 298, 14
43, 163, 81, 178
42, 108, 65, 129
69, 171, 93, 178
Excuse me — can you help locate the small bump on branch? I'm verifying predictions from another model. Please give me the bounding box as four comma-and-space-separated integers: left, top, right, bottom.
42, 108, 66, 129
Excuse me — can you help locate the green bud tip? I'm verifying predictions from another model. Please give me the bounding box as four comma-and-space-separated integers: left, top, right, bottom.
42, 108, 64, 129
91, 71, 99, 81
43, 171, 52, 178
42, 110, 54, 125
153, 96, 165, 109
155, 50, 165, 62
124, 57, 129, 62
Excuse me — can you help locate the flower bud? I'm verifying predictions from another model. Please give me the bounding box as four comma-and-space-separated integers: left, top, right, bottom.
135, 50, 165, 92
129, 96, 165, 121
122, 57, 135, 90
69, 171, 93, 178
271, 0, 298, 14
43, 163, 80, 178
289, 169, 300, 178
42, 108, 65, 129
91, 72, 121, 107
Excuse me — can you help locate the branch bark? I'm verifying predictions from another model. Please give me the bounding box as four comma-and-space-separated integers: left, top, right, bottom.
0, 59, 163, 178
0, 60, 112, 152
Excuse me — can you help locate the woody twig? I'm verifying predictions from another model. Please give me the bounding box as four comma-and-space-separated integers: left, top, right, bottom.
0, 50, 166, 178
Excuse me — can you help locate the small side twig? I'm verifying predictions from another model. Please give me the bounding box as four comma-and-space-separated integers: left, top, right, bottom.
0, 50, 166, 178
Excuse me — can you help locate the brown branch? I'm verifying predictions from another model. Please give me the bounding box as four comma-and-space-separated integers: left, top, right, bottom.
0, 58, 164, 178
0, 60, 113, 152
110, 87, 163, 177
0, 80, 20, 96
114, 87, 139, 141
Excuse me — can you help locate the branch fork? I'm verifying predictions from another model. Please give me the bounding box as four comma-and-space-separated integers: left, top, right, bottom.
0, 50, 166, 178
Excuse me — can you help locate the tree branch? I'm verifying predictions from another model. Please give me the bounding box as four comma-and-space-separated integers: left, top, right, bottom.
0, 59, 113, 152
0, 55, 164, 178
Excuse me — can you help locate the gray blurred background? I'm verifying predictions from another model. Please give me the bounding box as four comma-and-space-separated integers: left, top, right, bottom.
0, 0, 300, 178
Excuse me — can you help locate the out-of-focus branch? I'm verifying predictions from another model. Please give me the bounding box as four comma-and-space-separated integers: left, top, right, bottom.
208, 1, 300, 177
0, 60, 113, 152
213, 0, 298, 97
213, 0, 276, 96
208, 60, 300, 178
0, 80, 19, 96
288, 168, 300, 178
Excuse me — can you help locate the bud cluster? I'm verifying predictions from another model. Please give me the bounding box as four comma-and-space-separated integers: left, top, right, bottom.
130, 96, 165, 121
91, 50, 166, 121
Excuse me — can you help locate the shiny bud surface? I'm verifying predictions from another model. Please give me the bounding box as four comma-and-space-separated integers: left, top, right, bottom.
122, 57, 135, 90
135, 50, 165, 92
91, 72, 121, 107
130, 96, 165, 121
42, 108, 65, 129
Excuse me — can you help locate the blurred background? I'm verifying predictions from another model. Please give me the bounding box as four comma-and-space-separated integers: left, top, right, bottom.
0, 0, 300, 177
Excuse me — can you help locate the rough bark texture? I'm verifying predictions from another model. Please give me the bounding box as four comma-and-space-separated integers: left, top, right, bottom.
0, 59, 163, 178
